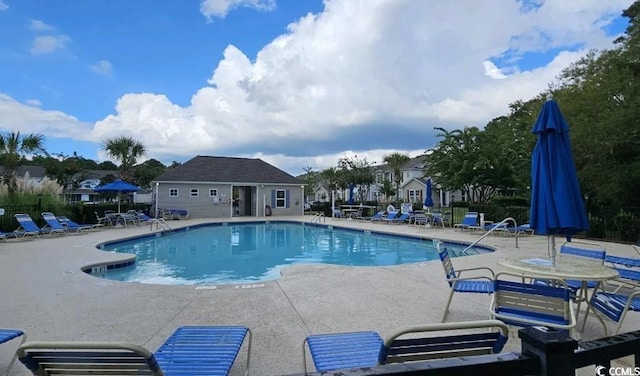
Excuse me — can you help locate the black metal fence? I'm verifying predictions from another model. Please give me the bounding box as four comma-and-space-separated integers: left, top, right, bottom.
0, 203, 151, 232
449, 205, 640, 243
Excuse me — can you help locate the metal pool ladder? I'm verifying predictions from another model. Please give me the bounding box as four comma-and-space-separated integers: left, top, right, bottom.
310, 212, 325, 223
150, 218, 171, 231
461, 217, 519, 255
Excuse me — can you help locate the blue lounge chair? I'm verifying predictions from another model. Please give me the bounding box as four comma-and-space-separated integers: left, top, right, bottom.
303, 320, 509, 373
1, 328, 26, 374
590, 288, 640, 335
367, 210, 386, 221
437, 242, 494, 322
41, 212, 70, 235
382, 212, 410, 224
13, 214, 46, 237
57, 215, 99, 232
18, 326, 251, 376
453, 212, 480, 231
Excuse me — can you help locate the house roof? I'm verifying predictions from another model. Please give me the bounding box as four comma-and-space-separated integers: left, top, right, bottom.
153, 156, 302, 185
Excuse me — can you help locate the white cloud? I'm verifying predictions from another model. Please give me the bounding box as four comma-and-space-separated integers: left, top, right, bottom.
0, 93, 91, 138
90, 60, 113, 75
30, 35, 71, 55
200, 0, 276, 20
26, 99, 42, 106
30, 19, 54, 31
0, 0, 8, 11
3, 0, 634, 174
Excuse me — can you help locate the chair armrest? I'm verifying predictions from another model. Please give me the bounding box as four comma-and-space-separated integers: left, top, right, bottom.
456, 267, 496, 278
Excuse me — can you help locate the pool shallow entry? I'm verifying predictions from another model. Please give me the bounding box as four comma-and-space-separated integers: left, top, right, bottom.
93, 222, 493, 285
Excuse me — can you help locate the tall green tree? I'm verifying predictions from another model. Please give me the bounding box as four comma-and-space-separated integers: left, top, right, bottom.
300, 167, 320, 201
0, 132, 45, 195
337, 155, 375, 202
101, 136, 146, 183
319, 167, 342, 202
383, 152, 410, 204
134, 159, 168, 188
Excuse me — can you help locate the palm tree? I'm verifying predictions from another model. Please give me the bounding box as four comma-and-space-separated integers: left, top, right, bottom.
0, 132, 45, 195
101, 136, 146, 183
383, 152, 410, 205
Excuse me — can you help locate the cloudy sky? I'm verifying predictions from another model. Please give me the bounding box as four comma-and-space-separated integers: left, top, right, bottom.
0, 0, 633, 175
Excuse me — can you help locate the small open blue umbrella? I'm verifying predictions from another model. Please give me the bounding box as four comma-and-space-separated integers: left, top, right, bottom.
424, 178, 434, 210
94, 179, 140, 213
348, 184, 355, 205
529, 95, 589, 263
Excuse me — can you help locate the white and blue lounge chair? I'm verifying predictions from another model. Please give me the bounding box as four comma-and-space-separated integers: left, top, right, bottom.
437, 242, 495, 322
453, 212, 480, 231
303, 320, 509, 373
41, 212, 70, 235
382, 212, 410, 224
13, 214, 46, 237
1, 328, 26, 374
18, 326, 252, 376
57, 215, 99, 232
367, 210, 386, 221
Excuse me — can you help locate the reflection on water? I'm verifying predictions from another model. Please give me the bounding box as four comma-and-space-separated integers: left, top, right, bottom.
101, 223, 489, 285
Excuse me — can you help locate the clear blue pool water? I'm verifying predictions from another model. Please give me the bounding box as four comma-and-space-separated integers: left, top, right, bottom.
97, 221, 492, 285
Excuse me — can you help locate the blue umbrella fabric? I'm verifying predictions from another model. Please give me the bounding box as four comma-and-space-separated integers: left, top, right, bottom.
94, 179, 140, 213
529, 95, 588, 260
348, 184, 355, 205
424, 178, 434, 209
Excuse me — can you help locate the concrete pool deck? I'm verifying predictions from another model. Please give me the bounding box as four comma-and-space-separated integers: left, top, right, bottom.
1, 215, 638, 375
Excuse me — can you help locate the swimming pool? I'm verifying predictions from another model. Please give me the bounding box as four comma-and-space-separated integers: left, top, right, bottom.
94, 221, 493, 285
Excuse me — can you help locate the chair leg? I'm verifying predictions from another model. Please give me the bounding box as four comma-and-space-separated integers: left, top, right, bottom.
441, 289, 455, 322
6, 333, 26, 375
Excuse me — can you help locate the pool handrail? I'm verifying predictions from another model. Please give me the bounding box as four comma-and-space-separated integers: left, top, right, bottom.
462, 217, 518, 254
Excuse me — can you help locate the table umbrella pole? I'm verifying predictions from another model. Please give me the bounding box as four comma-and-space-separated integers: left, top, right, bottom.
549, 235, 556, 265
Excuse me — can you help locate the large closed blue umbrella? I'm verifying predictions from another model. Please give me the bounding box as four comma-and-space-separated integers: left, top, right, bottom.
424, 178, 434, 211
348, 184, 355, 205
529, 95, 589, 263
94, 179, 140, 213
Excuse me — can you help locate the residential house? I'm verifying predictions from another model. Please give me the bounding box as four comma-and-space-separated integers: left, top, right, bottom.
65, 170, 119, 204
152, 156, 304, 219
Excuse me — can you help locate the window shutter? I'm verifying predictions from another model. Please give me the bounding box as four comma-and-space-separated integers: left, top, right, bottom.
271, 190, 276, 207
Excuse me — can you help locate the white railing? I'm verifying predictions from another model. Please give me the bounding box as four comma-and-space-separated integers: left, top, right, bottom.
462, 217, 519, 254
310, 212, 325, 224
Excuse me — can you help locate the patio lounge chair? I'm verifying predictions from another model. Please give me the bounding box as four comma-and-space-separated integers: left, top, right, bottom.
382, 212, 410, 224
1, 328, 26, 374
57, 215, 99, 232
303, 320, 509, 373
13, 214, 48, 237
431, 211, 451, 228
17, 325, 252, 376
437, 242, 495, 322
589, 287, 640, 335
453, 212, 481, 231
367, 210, 386, 221
41, 212, 71, 235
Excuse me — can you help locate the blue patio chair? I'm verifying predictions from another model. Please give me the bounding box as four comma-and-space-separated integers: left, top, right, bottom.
1, 328, 26, 374
589, 288, 640, 335
41, 212, 70, 235
18, 326, 252, 376
13, 214, 47, 238
303, 320, 509, 373
491, 272, 576, 332
453, 212, 480, 231
437, 242, 495, 322
368, 210, 386, 221
432, 211, 451, 228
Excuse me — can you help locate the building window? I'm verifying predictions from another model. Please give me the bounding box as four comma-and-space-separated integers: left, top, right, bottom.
408, 189, 421, 203
275, 189, 286, 208
190, 188, 199, 197
169, 188, 178, 197
209, 189, 218, 197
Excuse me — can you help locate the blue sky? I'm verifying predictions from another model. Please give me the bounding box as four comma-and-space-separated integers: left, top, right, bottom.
0, 0, 633, 175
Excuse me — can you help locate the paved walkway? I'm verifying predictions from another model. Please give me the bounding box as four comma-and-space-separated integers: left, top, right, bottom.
1, 216, 638, 375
